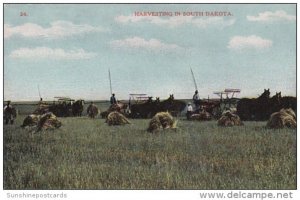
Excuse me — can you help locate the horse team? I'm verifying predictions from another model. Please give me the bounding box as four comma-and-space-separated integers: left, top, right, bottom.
33, 100, 85, 117
237, 89, 296, 121
128, 95, 186, 118
3, 89, 297, 131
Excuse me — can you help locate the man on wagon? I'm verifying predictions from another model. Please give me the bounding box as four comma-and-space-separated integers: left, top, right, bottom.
193, 90, 200, 110
186, 102, 193, 120
110, 93, 117, 105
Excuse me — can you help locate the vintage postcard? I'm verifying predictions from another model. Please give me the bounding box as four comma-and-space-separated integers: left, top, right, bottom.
2, 3, 297, 194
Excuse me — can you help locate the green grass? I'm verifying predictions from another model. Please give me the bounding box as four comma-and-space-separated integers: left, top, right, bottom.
3, 115, 296, 189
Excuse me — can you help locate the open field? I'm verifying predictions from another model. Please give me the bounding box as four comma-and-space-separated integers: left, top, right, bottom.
3, 113, 296, 190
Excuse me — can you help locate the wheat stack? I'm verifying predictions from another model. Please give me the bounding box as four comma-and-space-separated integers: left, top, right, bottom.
147, 112, 177, 133
106, 111, 131, 126
37, 112, 62, 131
218, 111, 243, 127
267, 108, 296, 129
21, 114, 41, 128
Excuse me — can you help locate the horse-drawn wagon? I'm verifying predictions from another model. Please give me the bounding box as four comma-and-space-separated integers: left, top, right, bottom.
194, 89, 241, 119
33, 97, 84, 117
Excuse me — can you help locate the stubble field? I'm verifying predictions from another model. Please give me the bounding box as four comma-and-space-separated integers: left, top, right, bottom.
3, 109, 296, 190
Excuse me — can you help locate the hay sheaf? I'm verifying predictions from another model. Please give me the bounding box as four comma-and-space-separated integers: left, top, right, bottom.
21, 114, 41, 127
21, 112, 62, 131
100, 106, 119, 119
87, 104, 99, 118
101, 103, 126, 118
106, 111, 131, 126
147, 112, 177, 133
190, 111, 212, 121
218, 111, 243, 127
108, 104, 121, 112
37, 112, 62, 131
267, 108, 296, 129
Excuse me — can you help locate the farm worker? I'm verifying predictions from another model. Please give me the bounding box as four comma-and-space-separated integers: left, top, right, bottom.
4, 101, 14, 125
38, 98, 44, 106
3, 101, 11, 110
110, 93, 117, 105
87, 101, 94, 117
128, 97, 131, 109
186, 103, 193, 120
193, 90, 200, 110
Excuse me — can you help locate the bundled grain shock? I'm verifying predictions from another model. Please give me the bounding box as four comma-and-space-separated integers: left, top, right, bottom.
21, 114, 41, 128
21, 112, 61, 131
147, 112, 177, 133
37, 112, 62, 131
266, 108, 296, 129
106, 111, 131, 126
217, 111, 243, 127
101, 103, 127, 118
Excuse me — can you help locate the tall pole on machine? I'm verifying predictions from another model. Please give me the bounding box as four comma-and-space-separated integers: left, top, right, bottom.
108, 69, 112, 95
37, 84, 42, 100
190, 67, 198, 91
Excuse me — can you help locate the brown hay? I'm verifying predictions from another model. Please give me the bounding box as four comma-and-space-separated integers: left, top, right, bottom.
108, 104, 121, 112
37, 112, 62, 131
267, 108, 296, 129
21, 114, 41, 127
21, 112, 61, 131
147, 112, 177, 133
190, 111, 212, 121
106, 111, 131, 126
284, 108, 296, 120
217, 111, 243, 127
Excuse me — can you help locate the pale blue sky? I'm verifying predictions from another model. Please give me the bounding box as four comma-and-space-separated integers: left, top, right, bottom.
4, 4, 296, 101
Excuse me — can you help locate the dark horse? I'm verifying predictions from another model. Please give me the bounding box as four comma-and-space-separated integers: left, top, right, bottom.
72, 100, 85, 116
130, 97, 161, 118
48, 102, 72, 117
130, 95, 186, 118
268, 92, 282, 115
281, 96, 297, 114
159, 94, 186, 117
237, 89, 270, 121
